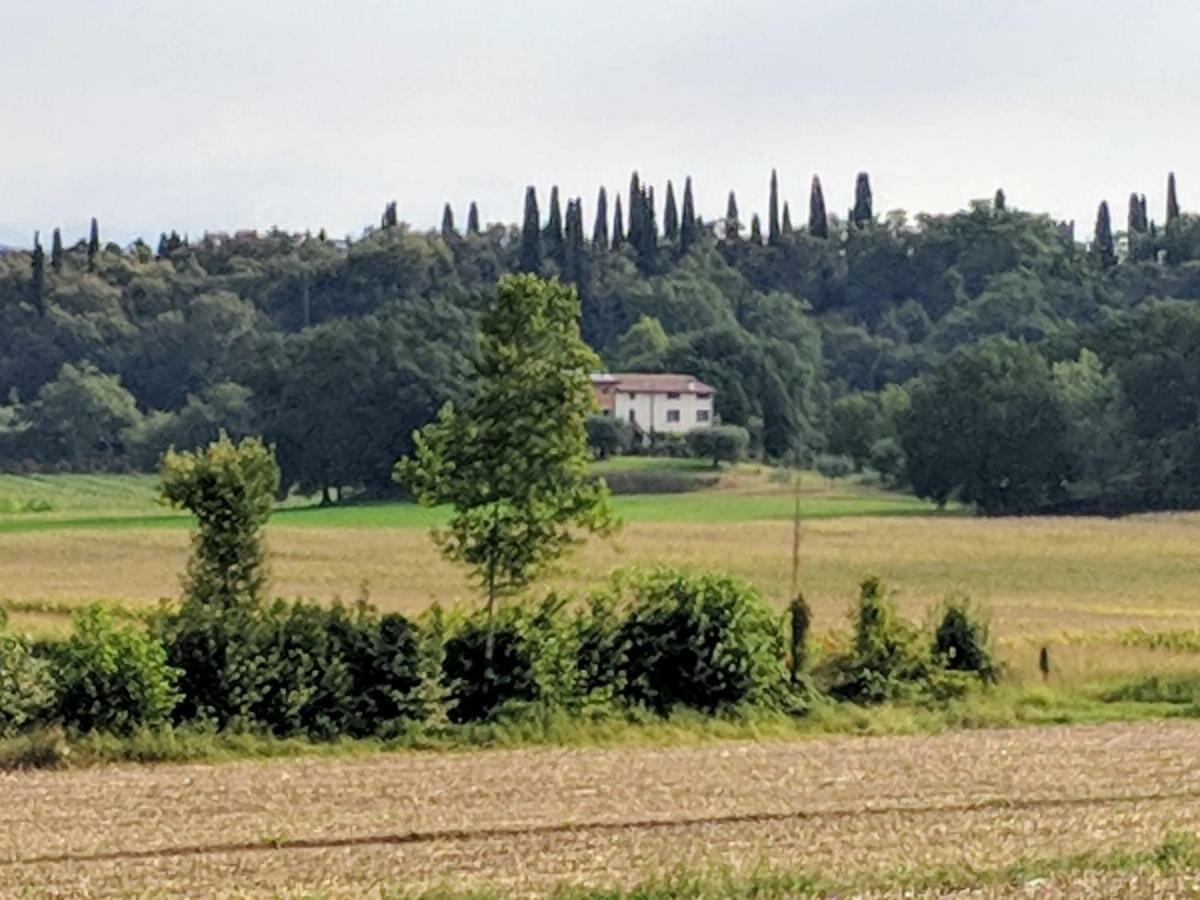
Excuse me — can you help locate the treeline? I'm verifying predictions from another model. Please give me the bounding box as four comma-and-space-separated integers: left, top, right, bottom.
3, 169, 1200, 512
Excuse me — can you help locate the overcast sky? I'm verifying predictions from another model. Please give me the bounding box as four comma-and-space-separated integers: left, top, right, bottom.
5, 0, 1198, 247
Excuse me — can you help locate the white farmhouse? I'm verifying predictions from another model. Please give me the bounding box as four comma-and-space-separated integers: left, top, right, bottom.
591, 373, 716, 437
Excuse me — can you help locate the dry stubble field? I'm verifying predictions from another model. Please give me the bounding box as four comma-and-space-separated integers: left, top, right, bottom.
2, 721, 1200, 896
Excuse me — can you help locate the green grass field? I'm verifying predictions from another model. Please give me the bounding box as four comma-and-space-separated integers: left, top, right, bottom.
0, 466, 936, 534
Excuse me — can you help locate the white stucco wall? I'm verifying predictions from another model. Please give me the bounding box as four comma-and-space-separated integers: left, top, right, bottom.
613, 390, 713, 434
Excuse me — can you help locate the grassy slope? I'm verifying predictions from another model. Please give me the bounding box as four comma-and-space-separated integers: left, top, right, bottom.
0, 464, 937, 533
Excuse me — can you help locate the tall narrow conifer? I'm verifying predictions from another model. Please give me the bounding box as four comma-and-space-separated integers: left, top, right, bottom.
87, 217, 100, 271
852, 172, 873, 227
725, 191, 741, 240
781, 202, 793, 235
612, 195, 625, 249
1167, 172, 1180, 225
593, 187, 609, 248
518, 186, 542, 274
466, 202, 481, 235
749, 213, 763, 244
441, 203, 457, 240
31, 233, 45, 317
663, 181, 679, 242
994, 189, 1007, 212
808, 176, 828, 238
544, 186, 564, 263
51, 228, 63, 273
768, 169, 781, 246
1093, 201, 1116, 269
680, 177, 697, 253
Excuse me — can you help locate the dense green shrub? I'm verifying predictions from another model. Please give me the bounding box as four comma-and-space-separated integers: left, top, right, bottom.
442, 614, 539, 723
868, 437, 908, 488
155, 598, 424, 738
614, 570, 786, 714
50, 607, 181, 734
598, 469, 717, 495
685, 426, 750, 468
823, 577, 942, 704
586, 415, 633, 459
932, 599, 998, 683
814, 453, 856, 479
0, 632, 55, 736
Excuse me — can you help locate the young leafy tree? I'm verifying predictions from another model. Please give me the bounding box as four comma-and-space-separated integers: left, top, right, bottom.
395, 274, 617, 660
680, 176, 698, 253
87, 217, 100, 270
518, 186, 542, 273
1167, 172, 1180, 226
768, 169, 781, 246
808, 176, 829, 238
466, 202, 481, 235
593, 186, 609, 248
852, 172, 873, 227
663, 180, 679, 242
160, 434, 280, 609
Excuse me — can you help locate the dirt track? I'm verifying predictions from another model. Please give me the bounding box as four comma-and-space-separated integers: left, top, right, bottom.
3, 722, 1200, 897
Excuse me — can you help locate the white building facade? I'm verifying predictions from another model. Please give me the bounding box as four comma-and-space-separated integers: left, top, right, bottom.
591, 373, 716, 436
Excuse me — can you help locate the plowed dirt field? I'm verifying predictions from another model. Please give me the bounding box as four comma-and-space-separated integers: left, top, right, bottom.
3, 722, 1200, 897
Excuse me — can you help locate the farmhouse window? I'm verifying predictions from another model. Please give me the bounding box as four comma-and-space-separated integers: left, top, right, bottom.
666, 409, 681, 423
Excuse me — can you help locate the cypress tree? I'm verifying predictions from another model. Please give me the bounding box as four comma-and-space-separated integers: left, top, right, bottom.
749, 213, 763, 245
808, 176, 828, 238
381, 201, 398, 229
1093, 200, 1116, 269
852, 172, 873, 227
441, 203, 457, 240
1167, 172, 1180, 226
593, 187, 609, 248
781, 202, 793, 235
1128, 192, 1147, 234
768, 169, 781, 246
31, 233, 45, 317
544, 186, 564, 263
627, 172, 643, 253
466, 202, 481, 235
50, 228, 64, 273
518, 186, 542, 274
563, 199, 581, 284
725, 191, 741, 241
644, 184, 658, 251
87, 217, 100, 271
680, 177, 697, 253
994, 188, 1007, 212
663, 180, 679, 242
612, 195, 625, 249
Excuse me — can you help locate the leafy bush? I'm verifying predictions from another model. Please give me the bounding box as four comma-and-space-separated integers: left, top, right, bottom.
599, 469, 718, 495
50, 607, 181, 734
441, 613, 540, 723
814, 453, 855, 479
0, 633, 55, 736
155, 598, 424, 738
823, 577, 944, 704
932, 599, 998, 683
586, 415, 633, 459
685, 426, 750, 468
613, 570, 786, 714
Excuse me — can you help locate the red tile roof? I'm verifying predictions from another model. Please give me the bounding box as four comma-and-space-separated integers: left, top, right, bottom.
590, 373, 715, 395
